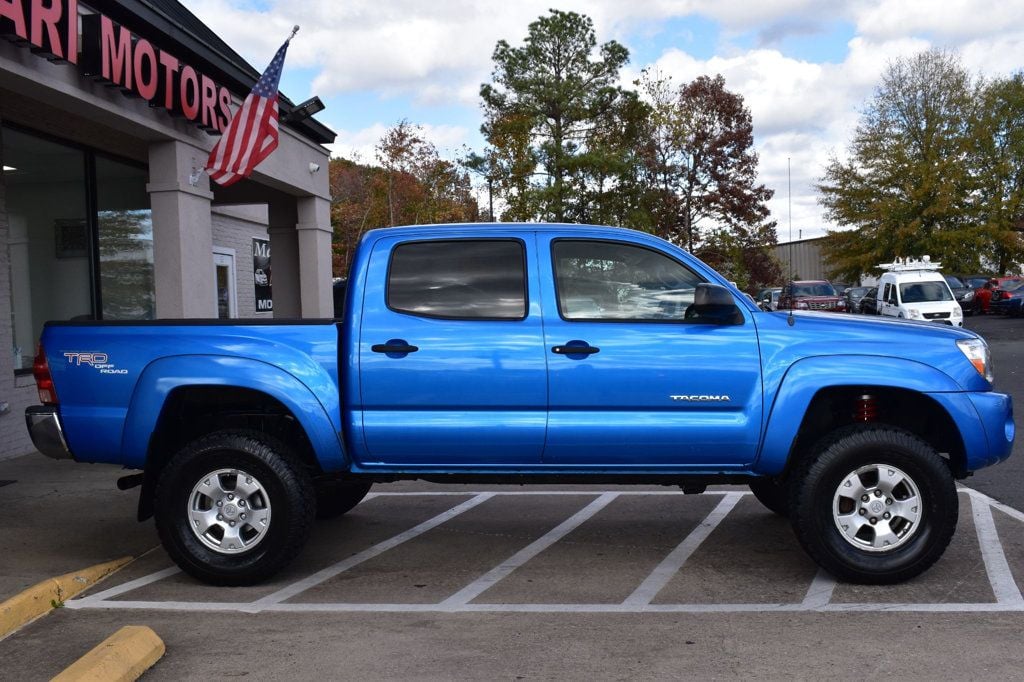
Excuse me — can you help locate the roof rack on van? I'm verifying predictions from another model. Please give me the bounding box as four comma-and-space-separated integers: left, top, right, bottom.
878, 256, 943, 272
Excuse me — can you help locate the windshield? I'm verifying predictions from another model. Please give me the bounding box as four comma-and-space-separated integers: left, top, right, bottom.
793, 282, 836, 297
1003, 280, 1024, 292
944, 276, 964, 289
899, 281, 953, 303
965, 277, 989, 288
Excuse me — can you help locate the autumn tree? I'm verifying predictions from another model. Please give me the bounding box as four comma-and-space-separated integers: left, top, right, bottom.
819, 50, 982, 281
479, 9, 632, 222
330, 121, 479, 274
637, 70, 779, 288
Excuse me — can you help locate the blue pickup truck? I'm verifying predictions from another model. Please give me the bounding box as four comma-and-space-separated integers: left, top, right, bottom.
25, 224, 1014, 586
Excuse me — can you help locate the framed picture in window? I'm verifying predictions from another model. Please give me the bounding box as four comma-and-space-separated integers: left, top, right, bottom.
54, 219, 89, 259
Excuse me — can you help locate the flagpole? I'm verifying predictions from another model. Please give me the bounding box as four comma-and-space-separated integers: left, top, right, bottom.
288, 25, 300, 43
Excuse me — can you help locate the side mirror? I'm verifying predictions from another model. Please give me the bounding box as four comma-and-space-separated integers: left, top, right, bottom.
685, 283, 744, 325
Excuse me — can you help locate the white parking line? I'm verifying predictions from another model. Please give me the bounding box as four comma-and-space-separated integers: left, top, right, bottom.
800, 569, 838, 609
440, 492, 619, 606
251, 492, 496, 608
622, 492, 743, 606
969, 491, 1024, 605
67, 566, 181, 607
64, 486, 1024, 615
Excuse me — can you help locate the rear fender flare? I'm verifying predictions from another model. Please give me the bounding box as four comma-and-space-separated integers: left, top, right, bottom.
121, 355, 347, 472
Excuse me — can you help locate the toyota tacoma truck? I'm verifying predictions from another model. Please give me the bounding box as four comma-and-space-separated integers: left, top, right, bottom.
25, 224, 1015, 586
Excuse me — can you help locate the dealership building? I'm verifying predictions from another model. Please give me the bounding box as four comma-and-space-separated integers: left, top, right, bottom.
0, 0, 336, 459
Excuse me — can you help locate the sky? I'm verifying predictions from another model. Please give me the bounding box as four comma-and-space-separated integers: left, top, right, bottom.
185, 0, 1024, 242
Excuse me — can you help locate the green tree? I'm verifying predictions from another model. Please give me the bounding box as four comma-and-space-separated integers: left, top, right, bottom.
479, 9, 631, 222
971, 73, 1024, 274
819, 50, 982, 281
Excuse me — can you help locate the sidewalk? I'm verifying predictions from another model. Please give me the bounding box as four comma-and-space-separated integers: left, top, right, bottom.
0, 454, 157, 600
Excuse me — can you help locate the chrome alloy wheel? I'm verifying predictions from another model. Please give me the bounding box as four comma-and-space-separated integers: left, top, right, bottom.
832, 463, 922, 552
187, 468, 272, 554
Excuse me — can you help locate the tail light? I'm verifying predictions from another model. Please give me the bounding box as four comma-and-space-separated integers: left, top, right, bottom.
32, 344, 58, 405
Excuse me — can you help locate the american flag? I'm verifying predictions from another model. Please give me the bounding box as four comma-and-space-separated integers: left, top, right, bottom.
206, 38, 290, 186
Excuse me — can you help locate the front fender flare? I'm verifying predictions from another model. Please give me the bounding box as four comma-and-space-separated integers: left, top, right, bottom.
121, 355, 347, 472
755, 355, 962, 475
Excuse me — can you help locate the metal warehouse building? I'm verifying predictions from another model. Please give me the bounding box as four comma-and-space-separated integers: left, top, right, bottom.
0, 0, 335, 459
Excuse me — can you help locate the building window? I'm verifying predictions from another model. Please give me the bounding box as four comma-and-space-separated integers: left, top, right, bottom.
96, 156, 154, 320
3, 125, 152, 372
4, 127, 90, 371
387, 240, 527, 320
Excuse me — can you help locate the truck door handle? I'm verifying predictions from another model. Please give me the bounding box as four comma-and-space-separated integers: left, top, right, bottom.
372, 341, 419, 355
552, 342, 600, 355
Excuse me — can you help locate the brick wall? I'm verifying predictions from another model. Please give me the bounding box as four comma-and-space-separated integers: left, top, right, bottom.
212, 205, 271, 318
0, 121, 39, 461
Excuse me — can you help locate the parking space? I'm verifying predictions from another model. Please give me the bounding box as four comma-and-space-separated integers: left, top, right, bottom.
54, 486, 1024, 616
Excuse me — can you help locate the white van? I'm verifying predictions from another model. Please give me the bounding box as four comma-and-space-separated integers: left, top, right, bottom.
877, 257, 963, 326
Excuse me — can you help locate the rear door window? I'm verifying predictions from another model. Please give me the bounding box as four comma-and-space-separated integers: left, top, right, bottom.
387, 240, 527, 320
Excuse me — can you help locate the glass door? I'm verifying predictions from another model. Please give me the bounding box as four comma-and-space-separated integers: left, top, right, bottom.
213, 250, 237, 319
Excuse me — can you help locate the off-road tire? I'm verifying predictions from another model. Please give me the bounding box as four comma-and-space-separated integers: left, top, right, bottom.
315, 478, 373, 519
154, 430, 315, 585
789, 425, 958, 584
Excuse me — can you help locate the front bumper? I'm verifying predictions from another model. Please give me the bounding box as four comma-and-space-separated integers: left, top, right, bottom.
25, 406, 74, 460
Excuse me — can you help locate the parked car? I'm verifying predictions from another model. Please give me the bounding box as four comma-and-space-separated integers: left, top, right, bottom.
960, 275, 997, 313
757, 287, 782, 311
859, 287, 879, 315
844, 286, 871, 314
878, 265, 962, 327
943, 275, 975, 316
988, 279, 1024, 316
25, 223, 1013, 587
777, 280, 846, 312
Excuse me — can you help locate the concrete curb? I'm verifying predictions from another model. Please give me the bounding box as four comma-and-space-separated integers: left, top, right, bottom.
51, 625, 165, 682
0, 557, 132, 639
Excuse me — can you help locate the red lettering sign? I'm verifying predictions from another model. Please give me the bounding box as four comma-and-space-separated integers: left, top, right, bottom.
100, 15, 131, 88
133, 38, 157, 100
16, 2, 238, 136
0, 0, 28, 41
179, 66, 199, 120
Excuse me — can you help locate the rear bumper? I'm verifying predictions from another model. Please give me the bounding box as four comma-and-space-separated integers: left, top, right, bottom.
25, 406, 74, 460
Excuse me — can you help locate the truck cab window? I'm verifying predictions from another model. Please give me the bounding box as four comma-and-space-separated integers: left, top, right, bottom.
552, 240, 704, 320
387, 240, 526, 319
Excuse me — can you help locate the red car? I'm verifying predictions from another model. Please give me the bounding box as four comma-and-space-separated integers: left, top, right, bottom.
777, 280, 846, 312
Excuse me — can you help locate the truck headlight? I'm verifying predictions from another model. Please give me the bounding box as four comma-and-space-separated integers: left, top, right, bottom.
952, 306, 963, 318
957, 338, 994, 383
906, 308, 922, 319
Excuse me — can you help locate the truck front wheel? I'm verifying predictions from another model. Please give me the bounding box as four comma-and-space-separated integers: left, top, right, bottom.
790, 425, 957, 584
154, 431, 315, 585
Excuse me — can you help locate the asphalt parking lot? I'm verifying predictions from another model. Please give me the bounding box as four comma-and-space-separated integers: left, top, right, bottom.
1, 312, 1023, 679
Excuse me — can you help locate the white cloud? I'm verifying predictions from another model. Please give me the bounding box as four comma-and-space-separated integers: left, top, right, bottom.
185, 0, 1024, 241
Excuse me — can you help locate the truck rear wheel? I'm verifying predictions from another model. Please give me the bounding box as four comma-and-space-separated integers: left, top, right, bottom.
154, 430, 315, 585
315, 478, 373, 519
790, 425, 957, 584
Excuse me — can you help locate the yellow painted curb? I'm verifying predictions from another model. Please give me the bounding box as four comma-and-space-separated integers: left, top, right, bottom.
0, 557, 132, 639
51, 625, 165, 682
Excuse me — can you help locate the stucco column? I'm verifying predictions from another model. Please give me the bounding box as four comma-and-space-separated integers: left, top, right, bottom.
147, 140, 216, 318
268, 199, 300, 318
296, 196, 333, 318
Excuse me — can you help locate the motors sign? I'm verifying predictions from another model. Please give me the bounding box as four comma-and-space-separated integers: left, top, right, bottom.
1, 0, 235, 133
